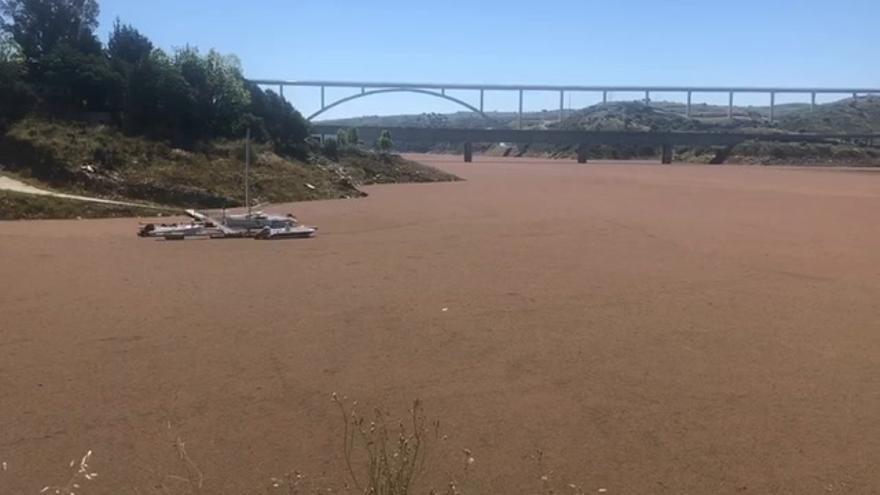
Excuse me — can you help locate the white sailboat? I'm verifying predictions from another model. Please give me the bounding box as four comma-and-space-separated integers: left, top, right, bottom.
138, 129, 318, 240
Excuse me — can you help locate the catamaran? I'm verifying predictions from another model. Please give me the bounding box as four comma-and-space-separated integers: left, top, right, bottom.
138, 130, 318, 240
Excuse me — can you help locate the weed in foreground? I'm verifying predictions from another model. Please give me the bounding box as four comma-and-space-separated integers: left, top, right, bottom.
331, 393, 439, 495
39, 450, 97, 495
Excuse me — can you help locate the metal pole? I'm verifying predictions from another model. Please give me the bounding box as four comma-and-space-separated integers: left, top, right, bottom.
320, 86, 325, 109
686, 91, 692, 116
479, 89, 484, 112
644, 90, 650, 104
602, 91, 607, 104
559, 90, 565, 123
728, 91, 734, 119
245, 127, 251, 217
811, 92, 816, 112
279, 84, 284, 99
518, 89, 524, 129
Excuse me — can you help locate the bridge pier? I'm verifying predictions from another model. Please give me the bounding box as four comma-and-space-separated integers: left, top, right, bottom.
661, 144, 674, 164
464, 142, 473, 163
577, 145, 588, 164
728, 92, 734, 119
518, 89, 524, 129
559, 90, 565, 123
769, 92, 776, 122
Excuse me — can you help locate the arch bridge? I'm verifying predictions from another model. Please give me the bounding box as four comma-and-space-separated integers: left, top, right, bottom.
250, 79, 880, 128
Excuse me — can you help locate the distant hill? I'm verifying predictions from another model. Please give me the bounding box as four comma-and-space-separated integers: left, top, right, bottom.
554, 101, 706, 132
320, 96, 880, 166
779, 97, 880, 133
320, 96, 880, 135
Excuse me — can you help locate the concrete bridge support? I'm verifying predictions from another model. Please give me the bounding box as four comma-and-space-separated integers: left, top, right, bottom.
464, 142, 473, 163
559, 90, 565, 123
577, 145, 588, 164
769, 92, 776, 122
518, 90, 524, 129
661, 144, 674, 164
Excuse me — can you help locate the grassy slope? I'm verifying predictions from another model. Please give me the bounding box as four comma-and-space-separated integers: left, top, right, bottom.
0, 118, 460, 218
0, 190, 169, 220
0, 118, 363, 208
336, 148, 459, 184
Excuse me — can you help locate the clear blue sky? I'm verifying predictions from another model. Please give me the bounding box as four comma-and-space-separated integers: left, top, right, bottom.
97, 0, 879, 119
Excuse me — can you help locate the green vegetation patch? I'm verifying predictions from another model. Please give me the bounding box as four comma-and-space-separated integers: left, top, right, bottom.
0, 118, 365, 207
336, 148, 460, 185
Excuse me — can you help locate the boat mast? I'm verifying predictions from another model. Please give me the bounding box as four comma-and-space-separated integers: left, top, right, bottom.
245, 127, 251, 217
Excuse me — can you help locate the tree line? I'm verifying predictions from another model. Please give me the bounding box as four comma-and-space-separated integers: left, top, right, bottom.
0, 0, 309, 153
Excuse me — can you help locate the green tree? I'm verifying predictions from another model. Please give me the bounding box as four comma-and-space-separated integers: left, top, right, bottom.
174, 46, 250, 138
377, 129, 393, 153
336, 128, 348, 146
345, 127, 359, 147
40, 42, 122, 111
0, 0, 102, 72
322, 135, 339, 160
246, 83, 309, 156
107, 18, 152, 67
126, 49, 195, 138
0, 32, 34, 125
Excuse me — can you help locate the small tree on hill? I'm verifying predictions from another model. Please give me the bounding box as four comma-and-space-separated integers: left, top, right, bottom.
377, 129, 393, 153
322, 135, 339, 160
345, 127, 359, 147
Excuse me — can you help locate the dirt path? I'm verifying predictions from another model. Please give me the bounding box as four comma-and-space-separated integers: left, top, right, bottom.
0, 175, 152, 208
2, 156, 880, 494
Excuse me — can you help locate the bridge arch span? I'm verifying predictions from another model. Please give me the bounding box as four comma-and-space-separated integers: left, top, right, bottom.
307, 87, 497, 123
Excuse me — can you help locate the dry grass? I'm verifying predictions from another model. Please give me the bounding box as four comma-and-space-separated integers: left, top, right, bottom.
332, 394, 436, 495
10, 398, 591, 495
38, 451, 98, 495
